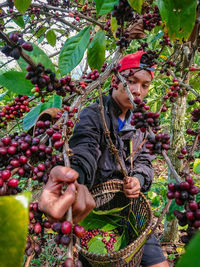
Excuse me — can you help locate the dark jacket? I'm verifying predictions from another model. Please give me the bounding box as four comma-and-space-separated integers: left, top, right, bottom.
69, 95, 155, 192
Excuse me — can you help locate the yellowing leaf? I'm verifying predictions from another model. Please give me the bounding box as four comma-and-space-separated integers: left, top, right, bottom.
176, 246, 185, 254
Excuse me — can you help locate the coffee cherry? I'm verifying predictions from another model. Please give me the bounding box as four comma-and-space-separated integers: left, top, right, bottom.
189, 201, 198, 211
60, 234, 71, 246
34, 222, 42, 234
22, 42, 33, 51
7, 178, 19, 187
2, 170, 11, 180
52, 222, 62, 233
61, 221, 72, 235
73, 225, 86, 238
52, 132, 62, 141
63, 258, 74, 267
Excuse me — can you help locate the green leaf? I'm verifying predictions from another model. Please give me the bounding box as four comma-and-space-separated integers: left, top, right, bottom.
87, 31, 106, 72
23, 95, 62, 131
92, 203, 130, 216
23, 103, 42, 131
193, 158, 200, 174
128, 210, 139, 237
157, 0, 197, 42
128, 0, 144, 14
12, 16, 25, 28
35, 26, 47, 38
59, 26, 91, 75
110, 16, 118, 39
14, 0, 32, 14
0, 71, 34, 96
176, 232, 200, 267
46, 30, 57, 47
79, 211, 121, 231
114, 231, 127, 251
0, 90, 8, 101
94, 0, 119, 16
88, 236, 107, 254
0, 192, 31, 267
18, 43, 55, 73
41, 95, 62, 111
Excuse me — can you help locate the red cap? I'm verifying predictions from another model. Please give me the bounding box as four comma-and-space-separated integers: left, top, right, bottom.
118, 51, 154, 78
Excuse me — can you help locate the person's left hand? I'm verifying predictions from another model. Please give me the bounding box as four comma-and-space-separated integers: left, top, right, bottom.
123, 176, 141, 198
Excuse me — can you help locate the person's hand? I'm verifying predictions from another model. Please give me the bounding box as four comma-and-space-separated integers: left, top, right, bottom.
72, 183, 96, 224
123, 176, 141, 198
38, 166, 95, 223
38, 166, 78, 221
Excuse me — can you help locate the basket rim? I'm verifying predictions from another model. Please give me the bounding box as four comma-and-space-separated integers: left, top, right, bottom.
76, 180, 153, 261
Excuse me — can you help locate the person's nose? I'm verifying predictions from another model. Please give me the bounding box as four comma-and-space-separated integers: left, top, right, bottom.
130, 83, 141, 97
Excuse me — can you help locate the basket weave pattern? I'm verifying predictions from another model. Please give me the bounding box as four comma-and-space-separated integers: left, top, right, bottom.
76, 180, 153, 267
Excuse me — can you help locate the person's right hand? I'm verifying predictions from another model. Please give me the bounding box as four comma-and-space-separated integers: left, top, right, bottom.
38, 166, 95, 223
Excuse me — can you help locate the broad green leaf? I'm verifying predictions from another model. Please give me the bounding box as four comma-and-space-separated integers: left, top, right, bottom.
92, 203, 130, 216
0, 192, 31, 267
157, 0, 197, 42
79, 211, 121, 231
94, 0, 119, 16
41, 95, 62, 112
193, 158, 200, 174
0, 71, 34, 96
59, 26, 91, 75
88, 236, 107, 254
128, 0, 144, 14
110, 16, 118, 39
12, 16, 25, 28
46, 30, 57, 47
114, 231, 126, 251
18, 43, 55, 73
23, 95, 62, 130
176, 232, 200, 267
23, 103, 42, 131
0, 90, 8, 101
14, 0, 32, 14
87, 31, 106, 72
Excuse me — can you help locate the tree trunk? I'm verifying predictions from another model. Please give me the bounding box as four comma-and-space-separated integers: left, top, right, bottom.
163, 95, 187, 242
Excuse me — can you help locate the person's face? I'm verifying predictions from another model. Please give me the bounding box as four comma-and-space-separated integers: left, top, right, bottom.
111, 68, 152, 111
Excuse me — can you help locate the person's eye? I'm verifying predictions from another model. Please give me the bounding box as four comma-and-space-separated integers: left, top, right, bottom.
127, 80, 135, 85
143, 84, 149, 89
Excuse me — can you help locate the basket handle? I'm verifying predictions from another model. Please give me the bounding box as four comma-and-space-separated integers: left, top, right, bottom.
147, 199, 172, 239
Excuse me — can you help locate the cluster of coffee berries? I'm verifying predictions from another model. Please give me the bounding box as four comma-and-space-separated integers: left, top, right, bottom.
146, 132, 171, 154
167, 176, 199, 206
159, 34, 172, 47
53, 221, 86, 247
84, 69, 100, 81
190, 108, 200, 122
0, 130, 63, 192
25, 235, 43, 257
112, 0, 134, 25
163, 79, 182, 103
100, 62, 108, 73
27, 63, 77, 97
80, 228, 119, 253
188, 96, 200, 106
104, 20, 111, 31
115, 27, 130, 49
0, 95, 30, 128
180, 227, 198, 244
79, 80, 88, 90
177, 147, 187, 160
1, 33, 33, 60
130, 97, 160, 132
142, 5, 161, 31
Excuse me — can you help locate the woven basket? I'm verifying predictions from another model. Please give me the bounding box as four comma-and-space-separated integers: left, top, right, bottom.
76, 179, 153, 267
